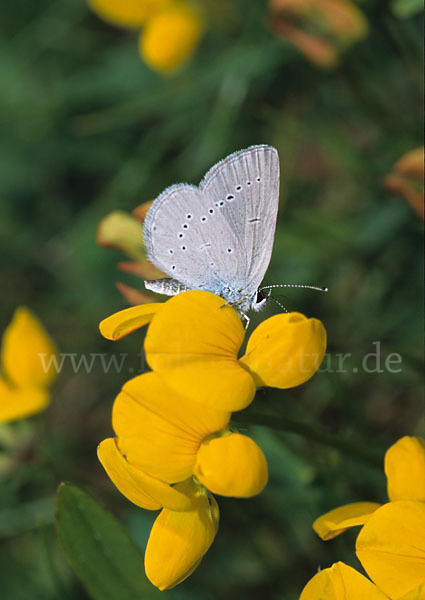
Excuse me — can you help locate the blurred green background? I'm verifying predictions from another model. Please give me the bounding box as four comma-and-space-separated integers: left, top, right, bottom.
0, 0, 423, 598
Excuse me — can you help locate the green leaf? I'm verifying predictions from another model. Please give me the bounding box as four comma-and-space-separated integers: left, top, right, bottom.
56, 482, 165, 600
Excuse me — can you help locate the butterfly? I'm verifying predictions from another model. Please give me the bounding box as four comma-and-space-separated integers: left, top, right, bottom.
143, 145, 280, 316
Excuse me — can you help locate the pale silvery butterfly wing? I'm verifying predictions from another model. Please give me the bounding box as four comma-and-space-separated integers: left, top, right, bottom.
143, 145, 280, 312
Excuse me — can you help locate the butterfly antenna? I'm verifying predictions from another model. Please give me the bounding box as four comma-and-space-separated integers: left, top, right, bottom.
268, 294, 289, 313
261, 284, 328, 293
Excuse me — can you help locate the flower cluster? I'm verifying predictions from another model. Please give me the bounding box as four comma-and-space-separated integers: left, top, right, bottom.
0, 307, 58, 424
98, 290, 326, 589
269, 0, 368, 68
300, 436, 425, 599
88, 0, 204, 74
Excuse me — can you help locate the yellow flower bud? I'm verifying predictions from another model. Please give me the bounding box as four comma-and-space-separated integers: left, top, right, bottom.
139, 3, 204, 74
240, 312, 327, 389
385, 436, 425, 502
145, 478, 218, 590
96, 210, 145, 262
194, 432, 268, 498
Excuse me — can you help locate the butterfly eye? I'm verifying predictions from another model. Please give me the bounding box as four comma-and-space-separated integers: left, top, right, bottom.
226, 194, 234, 201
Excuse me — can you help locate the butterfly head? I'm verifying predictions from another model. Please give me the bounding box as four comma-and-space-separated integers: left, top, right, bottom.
250, 289, 269, 312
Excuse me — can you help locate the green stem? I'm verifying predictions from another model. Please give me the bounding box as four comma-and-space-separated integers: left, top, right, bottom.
233, 411, 383, 469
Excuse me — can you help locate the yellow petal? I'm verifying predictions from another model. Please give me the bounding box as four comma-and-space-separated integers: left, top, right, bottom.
88, 0, 172, 28
240, 312, 327, 389
113, 372, 230, 482
194, 432, 268, 498
299, 561, 389, 600
398, 585, 425, 600
99, 303, 163, 340
145, 291, 256, 411
0, 378, 49, 424
97, 438, 193, 511
356, 501, 425, 600
385, 436, 425, 502
96, 210, 146, 261
1, 307, 58, 389
313, 502, 382, 540
145, 478, 219, 590
139, 3, 204, 74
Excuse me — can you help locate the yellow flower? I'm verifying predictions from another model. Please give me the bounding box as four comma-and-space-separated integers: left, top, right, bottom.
140, 3, 204, 74
313, 436, 425, 600
99, 290, 327, 412
98, 439, 219, 590
102, 371, 268, 497
99, 436, 218, 589
356, 501, 425, 600
98, 368, 268, 587
98, 291, 325, 588
313, 436, 425, 540
145, 477, 219, 590
98, 369, 267, 587
0, 307, 58, 423
299, 561, 389, 599
88, 0, 204, 74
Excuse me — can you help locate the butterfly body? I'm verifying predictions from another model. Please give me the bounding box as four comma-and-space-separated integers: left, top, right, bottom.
143, 145, 280, 313
144, 278, 267, 312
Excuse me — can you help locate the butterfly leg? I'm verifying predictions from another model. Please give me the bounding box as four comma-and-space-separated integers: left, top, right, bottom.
242, 313, 250, 330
